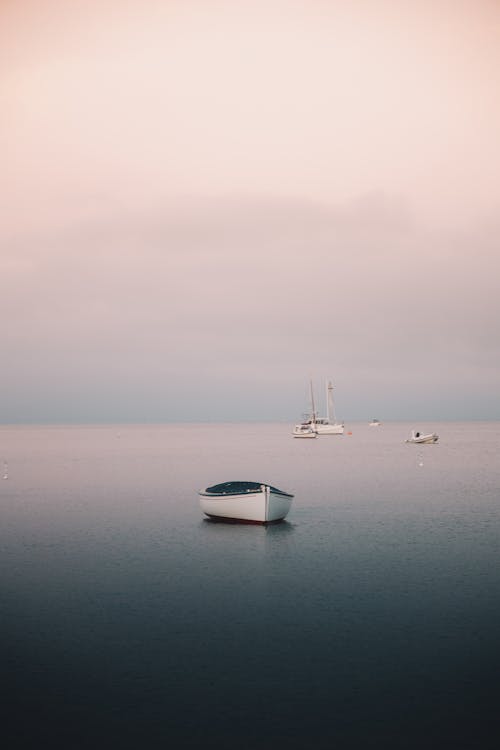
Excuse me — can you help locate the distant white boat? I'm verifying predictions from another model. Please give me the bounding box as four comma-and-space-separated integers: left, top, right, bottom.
369, 419, 382, 427
405, 430, 439, 444
293, 380, 318, 437
292, 423, 317, 438
199, 481, 294, 523
311, 381, 344, 435
294, 380, 344, 436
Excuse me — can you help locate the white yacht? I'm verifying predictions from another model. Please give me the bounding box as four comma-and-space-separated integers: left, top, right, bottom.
293, 379, 318, 437
299, 380, 344, 435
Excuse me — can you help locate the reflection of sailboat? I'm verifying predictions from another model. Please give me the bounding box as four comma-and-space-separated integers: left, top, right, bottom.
303, 380, 344, 435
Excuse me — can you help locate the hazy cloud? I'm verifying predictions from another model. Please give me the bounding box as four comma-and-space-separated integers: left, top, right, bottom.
1, 0, 499, 421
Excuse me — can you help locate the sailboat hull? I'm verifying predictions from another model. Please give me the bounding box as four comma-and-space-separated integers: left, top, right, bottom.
314, 423, 344, 435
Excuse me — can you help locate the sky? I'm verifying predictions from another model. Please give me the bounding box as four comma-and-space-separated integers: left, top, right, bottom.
1, 0, 499, 422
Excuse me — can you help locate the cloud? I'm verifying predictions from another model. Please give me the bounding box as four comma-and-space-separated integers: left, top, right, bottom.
1, 0, 499, 420
1, 192, 498, 421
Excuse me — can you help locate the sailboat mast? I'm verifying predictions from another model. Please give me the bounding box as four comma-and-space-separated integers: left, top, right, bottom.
327, 381, 336, 424
310, 379, 316, 424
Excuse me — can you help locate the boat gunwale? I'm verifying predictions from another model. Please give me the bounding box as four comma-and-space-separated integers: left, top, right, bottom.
199, 481, 294, 498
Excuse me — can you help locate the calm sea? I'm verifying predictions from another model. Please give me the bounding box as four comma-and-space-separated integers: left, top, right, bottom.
2, 422, 500, 748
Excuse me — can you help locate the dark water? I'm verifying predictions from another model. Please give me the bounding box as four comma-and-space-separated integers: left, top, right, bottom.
2, 422, 500, 748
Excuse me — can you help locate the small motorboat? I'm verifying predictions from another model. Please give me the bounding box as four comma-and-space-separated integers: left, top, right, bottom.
292, 423, 317, 438
405, 430, 439, 444
199, 481, 294, 524
369, 419, 382, 427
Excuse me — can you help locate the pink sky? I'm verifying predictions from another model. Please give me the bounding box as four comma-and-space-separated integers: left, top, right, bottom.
1, 0, 499, 421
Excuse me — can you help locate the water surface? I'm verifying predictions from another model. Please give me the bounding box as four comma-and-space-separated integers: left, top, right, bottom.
2, 422, 500, 748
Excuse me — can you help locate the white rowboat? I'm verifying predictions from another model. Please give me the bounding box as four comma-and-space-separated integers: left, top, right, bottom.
199, 481, 294, 524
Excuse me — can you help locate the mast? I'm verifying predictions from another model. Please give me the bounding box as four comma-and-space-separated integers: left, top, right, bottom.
309, 379, 317, 425
327, 380, 336, 424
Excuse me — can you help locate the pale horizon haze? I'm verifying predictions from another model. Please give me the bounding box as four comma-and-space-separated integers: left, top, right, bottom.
1, 0, 499, 423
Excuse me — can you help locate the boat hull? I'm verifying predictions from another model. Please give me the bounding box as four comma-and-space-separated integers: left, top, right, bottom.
296, 418, 344, 435
293, 429, 317, 438
315, 423, 344, 435
199, 487, 293, 523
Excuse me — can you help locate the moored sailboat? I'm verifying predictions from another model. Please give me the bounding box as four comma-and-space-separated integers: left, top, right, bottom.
297, 380, 344, 435
293, 380, 318, 437
312, 381, 344, 435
